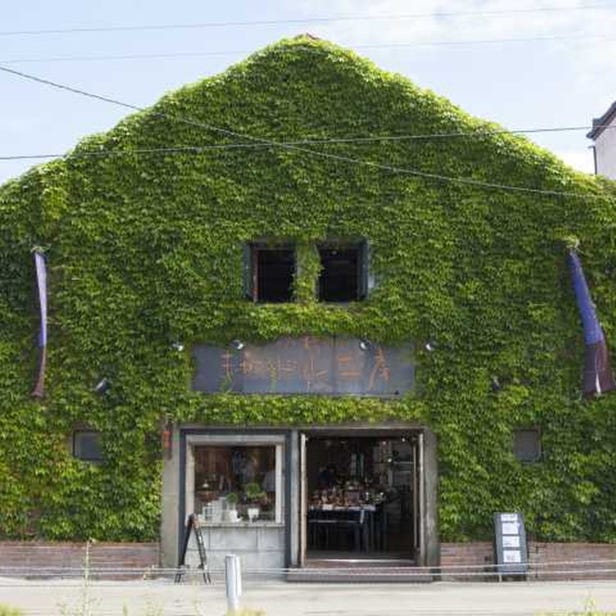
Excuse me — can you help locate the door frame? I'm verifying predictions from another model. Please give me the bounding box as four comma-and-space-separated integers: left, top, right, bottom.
297, 425, 430, 565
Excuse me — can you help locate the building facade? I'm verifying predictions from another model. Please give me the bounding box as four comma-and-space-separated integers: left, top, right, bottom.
588, 101, 616, 179
2, 37, 616, 576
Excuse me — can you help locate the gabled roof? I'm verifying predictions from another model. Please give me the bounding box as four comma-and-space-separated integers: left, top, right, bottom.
587, 100, 616, 140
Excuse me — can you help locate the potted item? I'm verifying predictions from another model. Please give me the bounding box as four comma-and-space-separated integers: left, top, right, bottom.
225, 492, 240, 522
244, 482, 266, 522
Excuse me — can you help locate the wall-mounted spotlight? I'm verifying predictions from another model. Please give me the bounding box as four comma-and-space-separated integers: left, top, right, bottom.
94, 378, 111, 395
171, 341, 184, 352
231, 339, 245, 351
359, 339, 372, 351
425, 341, 436, 352
490, 376, 502, 393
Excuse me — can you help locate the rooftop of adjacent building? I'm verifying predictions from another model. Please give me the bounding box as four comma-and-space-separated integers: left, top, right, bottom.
587, 100, 616, 140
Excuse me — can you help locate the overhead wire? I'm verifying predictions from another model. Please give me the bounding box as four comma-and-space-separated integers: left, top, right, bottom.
0, 122, 609, 161
0, 3, 611, 37
1, 31, 616, 66
0, 62, 607, 201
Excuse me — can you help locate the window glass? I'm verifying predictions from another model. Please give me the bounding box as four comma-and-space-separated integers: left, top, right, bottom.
194, 446, 277, 521
73, 430, 103, 462
513, 429, 541, 463
245, 245, 295, 302
318, 241, 369, 302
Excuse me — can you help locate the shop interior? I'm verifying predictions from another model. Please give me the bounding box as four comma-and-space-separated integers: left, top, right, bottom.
193, 445, 277, 523
306, 434, 417, 560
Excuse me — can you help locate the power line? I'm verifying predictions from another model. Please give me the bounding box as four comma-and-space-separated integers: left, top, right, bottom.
0, 33, 614, 66
0, 63, 606, 201
0, 3, 611, 37
0, 123, 609, 162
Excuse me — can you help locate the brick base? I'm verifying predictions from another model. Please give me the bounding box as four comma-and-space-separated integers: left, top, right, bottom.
0, 540, 614, 581
440, 542, 616, 581
0, 541, 160, 579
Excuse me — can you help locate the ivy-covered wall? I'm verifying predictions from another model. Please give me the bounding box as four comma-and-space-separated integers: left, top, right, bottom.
2, 36, 616, 543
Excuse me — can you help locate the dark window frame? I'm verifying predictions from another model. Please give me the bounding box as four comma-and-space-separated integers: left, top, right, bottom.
317, 239, 370, 303
513, 428, 542, 463
243, 242, 296, 303
72, 429, 104, 463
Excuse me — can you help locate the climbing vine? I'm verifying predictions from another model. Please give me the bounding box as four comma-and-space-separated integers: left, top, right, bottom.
1, 36, 616, 542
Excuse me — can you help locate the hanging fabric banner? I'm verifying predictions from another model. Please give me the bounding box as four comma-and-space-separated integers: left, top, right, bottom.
567, 249, 615, 397
31, 249, 47, 398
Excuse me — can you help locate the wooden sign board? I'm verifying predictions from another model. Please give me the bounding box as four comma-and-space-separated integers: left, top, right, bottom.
493, 512, 528, 581
192, 336, 414, 396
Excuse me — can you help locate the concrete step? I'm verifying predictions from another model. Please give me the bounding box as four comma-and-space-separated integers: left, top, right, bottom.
287, 560, 434, 583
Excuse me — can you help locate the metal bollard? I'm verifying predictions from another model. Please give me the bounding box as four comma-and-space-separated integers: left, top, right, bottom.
225, 554, 242, 614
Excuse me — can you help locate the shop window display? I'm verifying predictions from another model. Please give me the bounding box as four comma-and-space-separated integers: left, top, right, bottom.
194, 445, 276, 522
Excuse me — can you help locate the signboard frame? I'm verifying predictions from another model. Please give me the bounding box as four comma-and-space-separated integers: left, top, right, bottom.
493, 512, 528, 581
192, 336, 414, 397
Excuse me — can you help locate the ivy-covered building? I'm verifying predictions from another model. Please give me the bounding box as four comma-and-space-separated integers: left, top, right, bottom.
2, 36, 616, 575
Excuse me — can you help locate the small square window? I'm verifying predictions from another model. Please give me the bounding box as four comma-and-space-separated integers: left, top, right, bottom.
513, 429, 541, 463
318, 241, 369, 302
73, 430, 103, 462
244, 244, 295, 303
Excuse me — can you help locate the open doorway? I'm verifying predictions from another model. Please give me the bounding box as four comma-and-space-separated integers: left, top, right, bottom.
303, 432, 421, 562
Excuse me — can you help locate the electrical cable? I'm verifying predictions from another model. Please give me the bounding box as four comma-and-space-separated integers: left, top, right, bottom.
0, 62, 608, 201
1, 33, 615, 65
0, 122, 611, 161
0, 3, 611, 37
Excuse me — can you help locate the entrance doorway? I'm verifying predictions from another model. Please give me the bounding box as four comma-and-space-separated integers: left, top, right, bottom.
302, 431, 422, 562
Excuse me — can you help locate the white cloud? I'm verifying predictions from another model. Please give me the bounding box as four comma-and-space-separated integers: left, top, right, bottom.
290, 0, 611, 44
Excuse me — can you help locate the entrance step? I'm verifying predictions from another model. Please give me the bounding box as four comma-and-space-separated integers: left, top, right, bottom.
287, 559, 434, 583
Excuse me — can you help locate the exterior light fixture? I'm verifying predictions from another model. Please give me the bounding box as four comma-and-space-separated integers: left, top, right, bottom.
231, 340, 245, 351
171, 341, 184, 352
358, 339, 372, 351
94, 378, 111, 395
425, 341, 436, 352
490, 376, 501, 393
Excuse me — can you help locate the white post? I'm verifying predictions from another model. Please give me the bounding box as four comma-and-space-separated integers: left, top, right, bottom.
225, 554, 242, 614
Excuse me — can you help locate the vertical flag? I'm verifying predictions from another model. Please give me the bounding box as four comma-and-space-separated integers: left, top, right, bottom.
31, 249, 47, 398
567, 249, 615, 397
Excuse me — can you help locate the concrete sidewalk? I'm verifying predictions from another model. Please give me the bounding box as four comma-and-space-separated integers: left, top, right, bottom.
0, 577, 615, 615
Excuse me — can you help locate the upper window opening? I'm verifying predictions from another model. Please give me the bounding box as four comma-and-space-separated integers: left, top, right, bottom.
318, 241, 369, 302
246, 245, 295, 303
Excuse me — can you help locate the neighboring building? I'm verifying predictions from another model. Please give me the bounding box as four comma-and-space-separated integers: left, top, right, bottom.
2, 36, 616, 578
588, 101, 616, 179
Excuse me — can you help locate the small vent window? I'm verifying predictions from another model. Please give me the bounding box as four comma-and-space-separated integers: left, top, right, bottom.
513, 429, 541, 463
73, 430, 103, 462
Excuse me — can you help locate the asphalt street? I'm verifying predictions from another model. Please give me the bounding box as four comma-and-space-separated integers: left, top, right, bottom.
0, 577, 615, 615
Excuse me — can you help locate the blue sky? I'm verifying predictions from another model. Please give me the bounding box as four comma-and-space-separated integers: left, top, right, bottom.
1, 0, 615, 184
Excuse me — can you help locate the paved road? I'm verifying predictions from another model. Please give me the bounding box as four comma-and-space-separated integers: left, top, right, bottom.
0, 577, 615, 615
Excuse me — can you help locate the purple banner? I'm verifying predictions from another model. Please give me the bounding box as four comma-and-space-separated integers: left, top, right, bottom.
31, 250, 47, 398
567, 250, 615, 397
